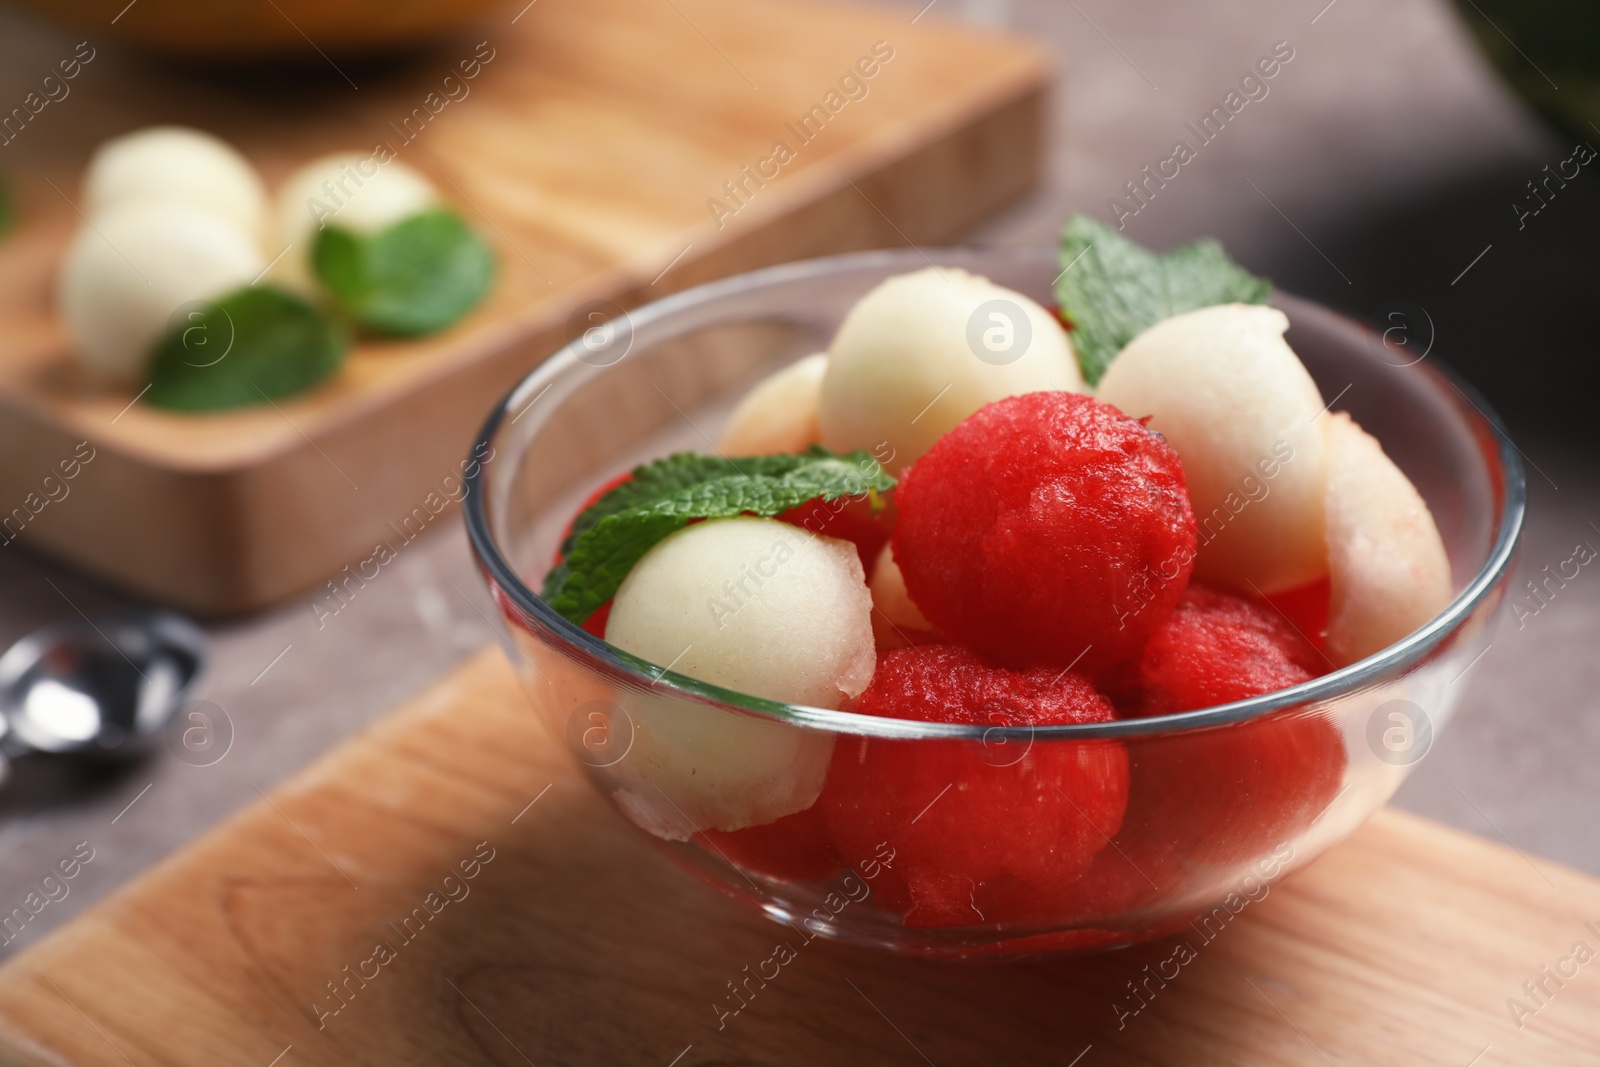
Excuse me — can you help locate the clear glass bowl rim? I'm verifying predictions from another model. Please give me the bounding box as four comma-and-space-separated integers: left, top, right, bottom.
463, 246, 1527, 742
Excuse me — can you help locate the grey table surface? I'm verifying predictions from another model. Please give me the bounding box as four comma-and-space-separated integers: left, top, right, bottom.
0, 0, 1596, 958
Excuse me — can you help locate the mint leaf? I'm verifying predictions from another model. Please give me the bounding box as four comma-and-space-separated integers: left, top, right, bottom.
557, 451, 841, 558
543, 447, 895, 626
146, 286, 346, 411
1056, 214, 1272, 385
313, 209, 494, 336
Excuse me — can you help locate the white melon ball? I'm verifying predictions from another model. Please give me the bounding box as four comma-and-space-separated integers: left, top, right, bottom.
609, 517, 875, 707
718, 353, 826, 455
603, 517, 874, 834
269, 152, 438, 293
607, 694, 837, 836
819, 268, 1082, 475
868, 542, 938, 650
84, 126, 267, 238
1097, 303, 1328, 594
59, 201, 265, 383
1323, 412, 1452, 666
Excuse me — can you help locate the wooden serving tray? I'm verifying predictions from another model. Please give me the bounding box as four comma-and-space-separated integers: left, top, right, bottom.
0, 647, 1594, 1066
0, 0, 1047, 614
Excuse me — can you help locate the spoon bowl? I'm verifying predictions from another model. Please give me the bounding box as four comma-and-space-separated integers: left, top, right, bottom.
0, 612, 206, 761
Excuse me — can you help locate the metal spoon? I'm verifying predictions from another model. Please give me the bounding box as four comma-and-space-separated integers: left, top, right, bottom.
0, 612, 206, 781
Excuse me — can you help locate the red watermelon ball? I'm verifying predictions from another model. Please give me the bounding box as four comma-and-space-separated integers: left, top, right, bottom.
819, 645, 1128, 928
777, 491, 893, 574
697, 805, 842, 883
1121, 584, 1346, 866
893, 392, 1197, 674
1133, 583, 1326, 712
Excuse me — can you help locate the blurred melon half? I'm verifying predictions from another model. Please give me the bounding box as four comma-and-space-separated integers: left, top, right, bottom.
5, 0, 515, 58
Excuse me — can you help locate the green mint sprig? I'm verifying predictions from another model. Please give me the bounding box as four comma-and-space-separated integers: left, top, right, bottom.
543, 447, 894, 626
146, 285, 347, 411
1055, 214, 1272, 386
313, 208, 494, 336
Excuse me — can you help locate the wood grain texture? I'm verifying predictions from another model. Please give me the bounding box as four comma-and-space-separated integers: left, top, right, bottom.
0, 0, 1047, 614
0, 647, 1595, 1067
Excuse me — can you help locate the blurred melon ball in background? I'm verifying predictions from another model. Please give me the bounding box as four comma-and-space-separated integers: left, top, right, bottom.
269, 152, 439, 293
83, 126, 267, 239
58, 201, 265, 383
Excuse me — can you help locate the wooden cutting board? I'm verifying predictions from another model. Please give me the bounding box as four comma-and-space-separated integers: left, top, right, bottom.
0, 0, 1047, 615
0, 647, 1594, 1067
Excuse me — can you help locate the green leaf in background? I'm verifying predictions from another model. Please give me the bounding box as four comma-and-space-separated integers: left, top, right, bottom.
1055, 214, 1273, 386
313, 209, 495, 336
146, 286, 346, 411
544, 447, 897, 626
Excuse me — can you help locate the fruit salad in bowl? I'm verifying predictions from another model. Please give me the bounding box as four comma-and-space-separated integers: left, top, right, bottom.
464, 220, 1524, 956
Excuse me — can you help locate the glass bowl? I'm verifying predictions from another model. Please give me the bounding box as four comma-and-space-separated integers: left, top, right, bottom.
463, 247, 1525, 958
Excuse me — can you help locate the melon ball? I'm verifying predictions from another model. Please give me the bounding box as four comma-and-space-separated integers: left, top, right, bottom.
867, 543, 938, 650
819, 268, 1082, 475
1097, 303, 1328, 594
608, 517, 874, 706
718, 353, 826, 455
536, 630, 837, 838
603, 517, 873, 834
607, 694, 837, 836
59, 201, 265, 383
84, 126, 266, 238
269, 152, 438, 293
1323, 412, 1452, 666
